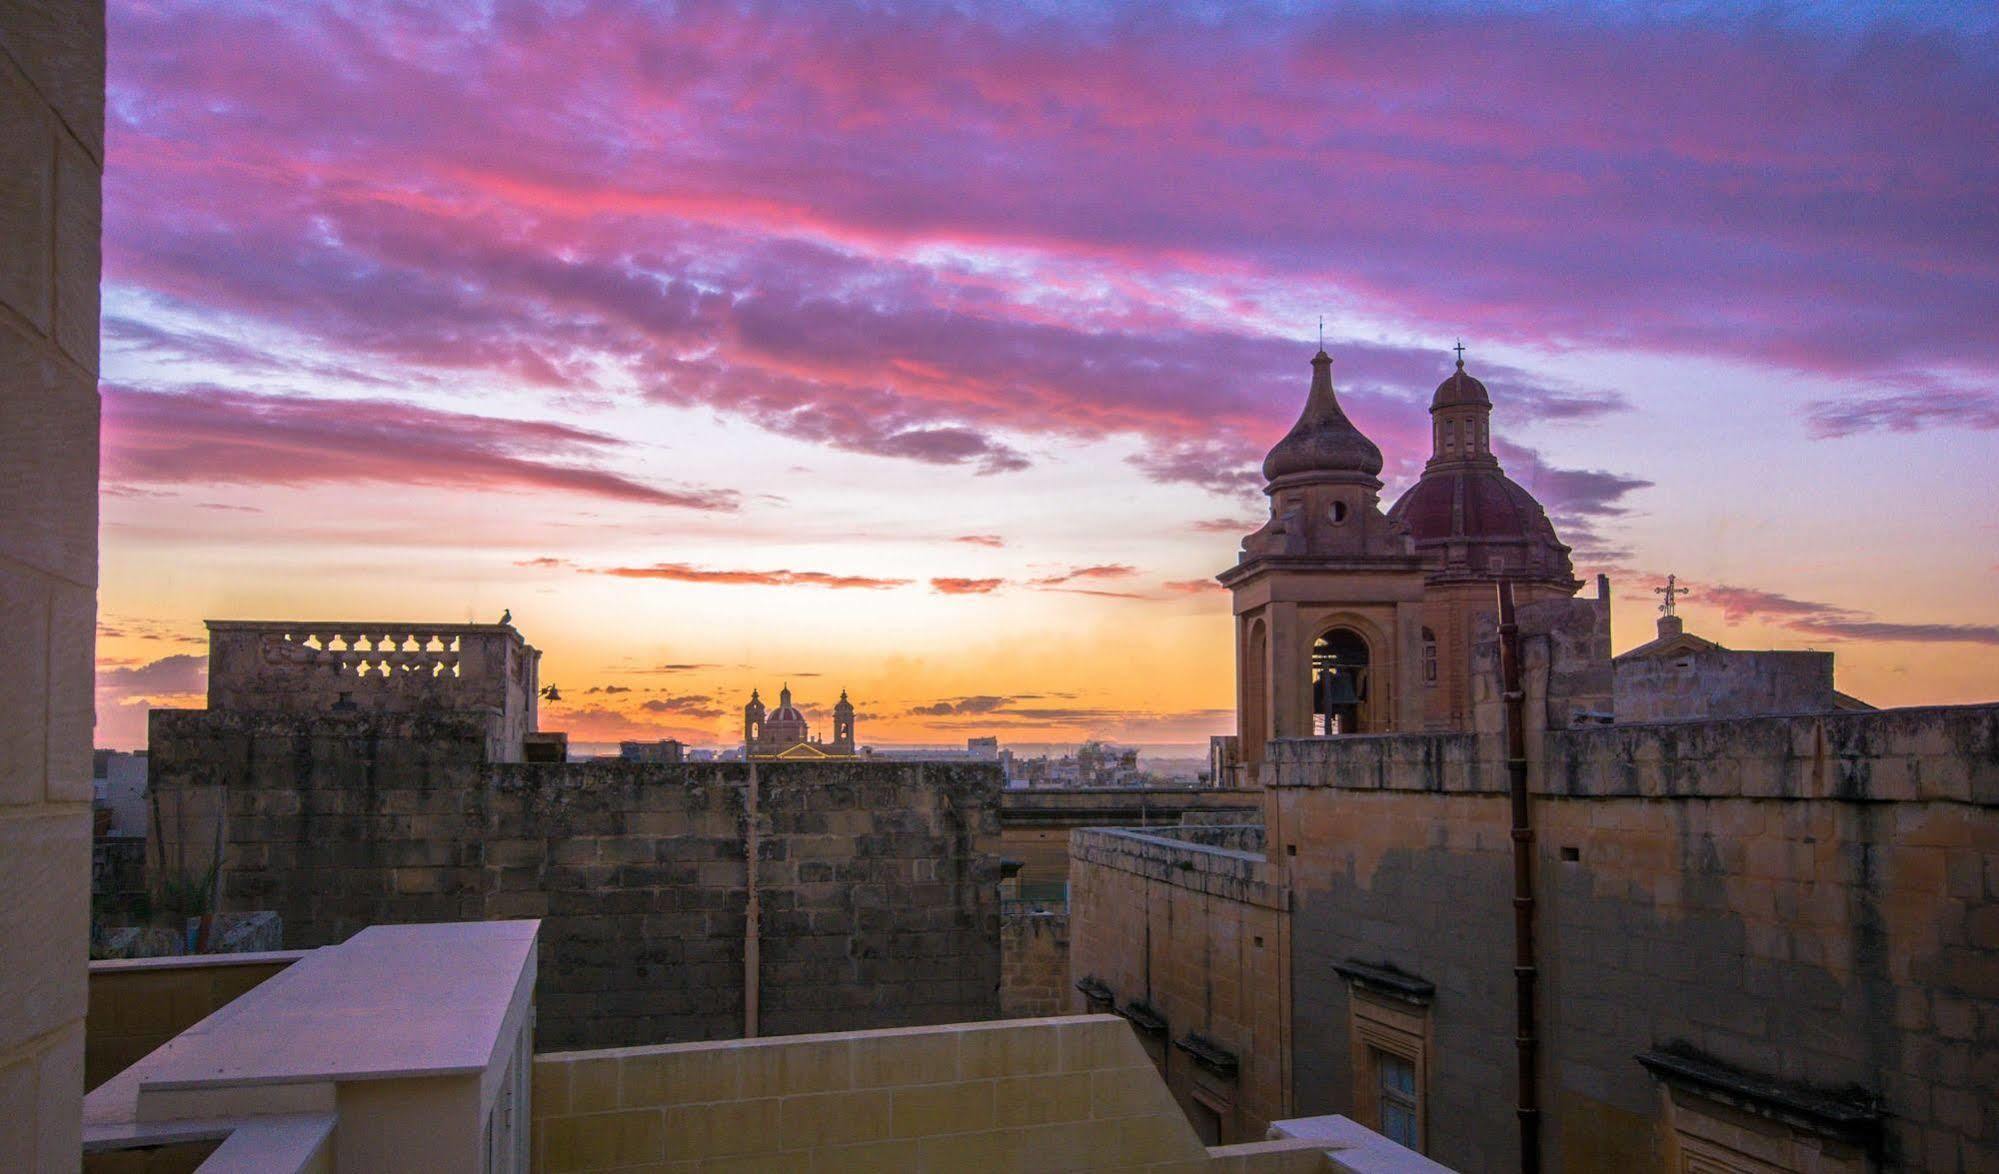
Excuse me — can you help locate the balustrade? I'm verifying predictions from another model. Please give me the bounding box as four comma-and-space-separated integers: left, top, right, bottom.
256, 626, 467, 681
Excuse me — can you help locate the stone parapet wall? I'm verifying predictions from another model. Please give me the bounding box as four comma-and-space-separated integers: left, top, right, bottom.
1546, 704, 1998, 803
1001, 911, 1070, 1018
1265, 732, 1491, 794
202, 620, 540, 759
1073, 828, 1287, 911
148, 720, 1003, 1050
84, 950, 307, 1092
1002, 788, 1265, 822
1000, 787, 1262, 892
1267, 703, 1999, 804
1069, 830, 1291, 1145
532, 1016, 1333, 1172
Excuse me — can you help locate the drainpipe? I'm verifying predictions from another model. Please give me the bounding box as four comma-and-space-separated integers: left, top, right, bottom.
744, 758, 761, 1038
1498, 581, 1541, 1173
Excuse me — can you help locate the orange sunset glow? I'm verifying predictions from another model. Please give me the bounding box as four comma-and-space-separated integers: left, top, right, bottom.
93, 2, 1998, 753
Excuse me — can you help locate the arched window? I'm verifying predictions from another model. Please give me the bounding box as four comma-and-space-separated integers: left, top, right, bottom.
1312, 628, 1370, 736
1421, 628, 1438, 686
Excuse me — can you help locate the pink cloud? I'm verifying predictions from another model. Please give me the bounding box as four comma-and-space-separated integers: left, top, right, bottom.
99, 0, 1997, 515
102, 384, 739, 510
1029, 564, 1139, 587
597, 563, 910, 590
105, 1, 1998, 411
931, 577, 1006, 595
1688, 582, 1999, 646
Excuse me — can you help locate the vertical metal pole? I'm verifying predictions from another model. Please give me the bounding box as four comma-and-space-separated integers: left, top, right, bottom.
1498, 582, 1541, 1172
744, 758, 760, 1038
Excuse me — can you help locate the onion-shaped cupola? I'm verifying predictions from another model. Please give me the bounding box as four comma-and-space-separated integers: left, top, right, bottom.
1262, 349, 1383, 484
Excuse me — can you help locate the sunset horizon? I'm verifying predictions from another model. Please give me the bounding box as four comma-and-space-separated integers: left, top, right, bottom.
92, 1, 1999, 751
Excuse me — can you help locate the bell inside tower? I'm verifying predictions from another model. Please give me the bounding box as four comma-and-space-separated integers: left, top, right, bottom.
1312, 628, 1371, 735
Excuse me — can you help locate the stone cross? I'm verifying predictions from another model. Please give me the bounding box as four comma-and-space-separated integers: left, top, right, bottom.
1654, 574, 1688, 616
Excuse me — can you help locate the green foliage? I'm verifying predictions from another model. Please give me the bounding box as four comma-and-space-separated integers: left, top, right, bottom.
156, 852, 221, 920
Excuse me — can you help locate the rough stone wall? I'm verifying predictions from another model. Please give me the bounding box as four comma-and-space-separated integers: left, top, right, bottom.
1068, 828, 1290, 1146
1615, 648, 1837, 723
1468, 593, 1613, 736
204, 621, 539, 759
999, 911, 1070, 1018
999, 787, 1261, 888
92, 835, 146, 911
0, 5, 103, 1169
1268, 703, 1999, 1173
148, 710, 1004, 1049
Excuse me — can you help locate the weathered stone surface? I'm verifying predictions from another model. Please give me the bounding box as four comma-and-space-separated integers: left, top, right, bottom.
0, 0, 105, 162
149, 710, 1004, 1049
0, 562, 50, 806
1068, 826, 1291, 1145
53, 129, 99, 371
0, 57, 51, 331
0, 9, 100, 1168
1000, 911, 1069, 1019
0, 323, 99, 587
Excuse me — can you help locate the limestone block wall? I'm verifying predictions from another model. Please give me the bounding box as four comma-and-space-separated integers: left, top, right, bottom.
530, 1015, 1331, 1172
1000, 788, 1263, 889
83, 951, 308, 1091
1069, 828, 1291, 1146
1270, 703, 1999, 1172
0, 4, 103, 1170
203, 621, 540, 759
148, 715, 1005, 1049
1001, 911, 1071, 1018
1615, 648, 1836, 723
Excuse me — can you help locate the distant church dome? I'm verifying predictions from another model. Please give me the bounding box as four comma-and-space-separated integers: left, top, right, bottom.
767, 684, 807, 727
1262, 350, 1384, 482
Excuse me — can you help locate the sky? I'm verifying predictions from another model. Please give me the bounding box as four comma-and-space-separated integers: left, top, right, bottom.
94, 0, 1999, 751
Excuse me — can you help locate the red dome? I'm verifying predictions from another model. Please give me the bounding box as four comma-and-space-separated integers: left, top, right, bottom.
1386, 467, 1576, 584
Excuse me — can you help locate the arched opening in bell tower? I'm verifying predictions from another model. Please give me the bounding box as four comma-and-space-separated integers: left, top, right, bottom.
1312, 627, 1370, 735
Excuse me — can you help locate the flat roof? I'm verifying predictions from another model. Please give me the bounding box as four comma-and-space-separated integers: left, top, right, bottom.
134, 921, 537, 1090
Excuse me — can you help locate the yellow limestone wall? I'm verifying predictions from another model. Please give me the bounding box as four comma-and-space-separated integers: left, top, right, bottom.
84, 953, 309, 1091
0, 4, 104, 1171
531, 1015, 1332, 1173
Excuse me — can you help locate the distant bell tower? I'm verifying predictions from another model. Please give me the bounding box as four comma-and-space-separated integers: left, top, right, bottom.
832, 690, 856, 752
743, 688, 766, 748
1219, 347, 1429, 775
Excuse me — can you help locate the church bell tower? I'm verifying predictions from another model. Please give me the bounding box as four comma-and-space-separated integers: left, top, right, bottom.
1218, 348, 1429, 776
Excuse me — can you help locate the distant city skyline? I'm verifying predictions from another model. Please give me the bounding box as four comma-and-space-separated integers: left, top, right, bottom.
93, 2, 1999, 749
